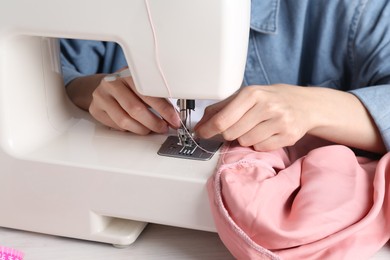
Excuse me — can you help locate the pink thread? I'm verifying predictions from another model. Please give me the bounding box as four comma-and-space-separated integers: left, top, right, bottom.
143, 0, 173, 98
143, 0, 247, 156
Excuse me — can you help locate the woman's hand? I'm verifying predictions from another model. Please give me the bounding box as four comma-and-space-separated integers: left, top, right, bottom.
195, 84, 386, 154
66, 68, 181, 135
195, 84, 311, 151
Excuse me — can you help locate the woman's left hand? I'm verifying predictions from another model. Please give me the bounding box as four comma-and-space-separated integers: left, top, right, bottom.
195, 84, 313, 151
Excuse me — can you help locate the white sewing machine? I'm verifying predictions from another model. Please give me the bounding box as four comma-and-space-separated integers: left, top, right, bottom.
0, 0, 250, 247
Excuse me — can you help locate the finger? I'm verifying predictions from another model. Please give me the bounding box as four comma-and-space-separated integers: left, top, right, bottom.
195, 99, 230, 130
235, 119, 277, 147
196, 90, 257, 138
90, 94, 152, 135
141, 96, 181, 129
109, 80, 169, 134
221, 104, 271, 141
120, 77, 180, 129
252, 134, 286, 152
90, 109, 124, 131
241, 119, 302, 151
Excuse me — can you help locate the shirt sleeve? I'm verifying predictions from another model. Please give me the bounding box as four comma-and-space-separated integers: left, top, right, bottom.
60, 39, 106, 86
60, 39, 128, 86
348, 1, 390, 151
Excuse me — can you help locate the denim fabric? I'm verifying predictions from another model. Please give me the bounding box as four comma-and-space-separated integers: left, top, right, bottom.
60, 0, 390, 150
60, 40, 127, 86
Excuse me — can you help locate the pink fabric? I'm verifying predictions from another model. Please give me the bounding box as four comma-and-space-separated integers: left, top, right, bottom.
207, 136, 390, 259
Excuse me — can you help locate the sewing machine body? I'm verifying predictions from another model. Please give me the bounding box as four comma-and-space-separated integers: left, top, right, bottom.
0, 0, 250, 246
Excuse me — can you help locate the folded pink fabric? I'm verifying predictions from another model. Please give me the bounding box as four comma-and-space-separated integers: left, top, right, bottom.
208, 136, 390, 259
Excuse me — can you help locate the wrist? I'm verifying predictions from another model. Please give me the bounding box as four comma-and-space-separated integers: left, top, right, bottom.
66, 74, 107, 111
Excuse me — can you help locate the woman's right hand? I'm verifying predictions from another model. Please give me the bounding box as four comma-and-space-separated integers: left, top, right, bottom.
66, 68, 180, 135
89, 73, 180, 135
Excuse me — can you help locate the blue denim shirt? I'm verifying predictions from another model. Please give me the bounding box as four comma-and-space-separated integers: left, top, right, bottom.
60, 0, 390, 150
60, 40, 127, 84
245, 0, 390, 150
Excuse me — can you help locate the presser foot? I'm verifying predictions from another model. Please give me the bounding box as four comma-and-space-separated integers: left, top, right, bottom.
157, 135, 223, 161
177, 128, 195, 147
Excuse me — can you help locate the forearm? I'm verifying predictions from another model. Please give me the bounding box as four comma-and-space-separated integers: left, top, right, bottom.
305, 87, 386, 154
66, 74, 107, 111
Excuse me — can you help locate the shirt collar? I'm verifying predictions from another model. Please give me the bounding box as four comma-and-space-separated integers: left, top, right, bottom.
250, 0, 280, 34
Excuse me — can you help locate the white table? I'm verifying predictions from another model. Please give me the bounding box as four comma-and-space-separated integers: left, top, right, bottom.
0, 224, 233, 260
1, 224, 390, 260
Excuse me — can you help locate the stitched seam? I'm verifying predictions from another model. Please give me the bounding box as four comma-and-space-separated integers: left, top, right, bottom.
213, 168, 281, 259
257, 0, 280, 33
219, 159, 276, 174
348, 0, 368, 85
253, 34, 271, 85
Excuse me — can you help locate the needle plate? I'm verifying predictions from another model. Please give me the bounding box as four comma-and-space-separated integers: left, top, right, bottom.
157, 135, 223, 161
